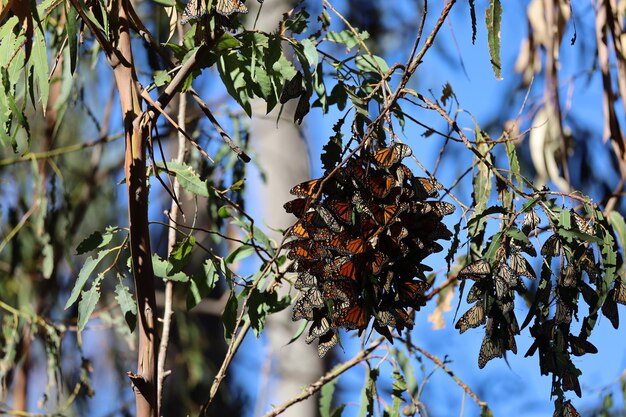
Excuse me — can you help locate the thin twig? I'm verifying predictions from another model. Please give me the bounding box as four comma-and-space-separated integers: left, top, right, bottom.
260, 338, 385, 417
157, 20, 190, 407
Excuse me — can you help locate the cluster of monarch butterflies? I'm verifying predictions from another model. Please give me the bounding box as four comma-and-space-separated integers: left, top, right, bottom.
524, 210, 625, 400
455, 218, 538, 369
458, 208, 626, 412
284, 142, 455, 357
180, 0, 256, 24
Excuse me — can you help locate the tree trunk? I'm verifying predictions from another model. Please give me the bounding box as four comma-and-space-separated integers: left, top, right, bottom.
248, 4, 325, 416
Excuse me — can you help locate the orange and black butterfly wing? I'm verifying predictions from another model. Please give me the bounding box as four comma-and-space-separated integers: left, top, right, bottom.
215, 0, 248, 16
284, 198, 310, 217
335, 303, 369, 330
290, 178, 322, 198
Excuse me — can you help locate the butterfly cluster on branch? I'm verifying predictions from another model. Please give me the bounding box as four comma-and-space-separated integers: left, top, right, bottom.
284, 142, 455, 357
457, 207, 626, 414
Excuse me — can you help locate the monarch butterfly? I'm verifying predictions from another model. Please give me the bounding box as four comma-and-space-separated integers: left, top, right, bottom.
288, 221, 310, 240
335, 303, 369, 330
557, 401, 581, 417
303, 206, 342, 233
324, 230, 351, 253
305, 316, 332, 343
323, 280, 357, 303
541, 234, 562, 256
387, 223, 408, 243
568, 335, 597, 356
478, 334, 503, 369
373, 203, 408, 226
561, 368, 582, 398
393, 163, 414, 184
601, 293, 619, 329
326, 200, 354, 223
376, 309, 397, 327
292, 287, 324, 321
294, 271, 317, 289
614, 277, 626, 305
455, 303, 485, 333
395, 279, 430, 303
325, 256, 361, 281
284, 198, 310, 217
414, 177, 442, 199
279, 71, 304, 104
521, 209, 540, 235
458, 259, 491, 281
373, 143, 413, 168
494, 263, 517, 299
509, 249, 535, 279
287, 241, 327, 260
370, 251, 389, 275
215, 0, 248, 16
290, 178, 323, 198
365, 172, 396, 198
316, 329, 339, 357
359, 213, 381, 239
571, 211, 594, 235
180, 0, 208, 24
294, 91, 310, 125
466, 283, 485, 303
558, 264, 577, 287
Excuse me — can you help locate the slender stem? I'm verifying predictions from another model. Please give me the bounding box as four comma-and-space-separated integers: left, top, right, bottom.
157, 23, 189, 404
260, 338, 384, 417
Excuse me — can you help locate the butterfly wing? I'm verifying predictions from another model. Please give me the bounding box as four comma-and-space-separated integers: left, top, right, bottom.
215, 0, 248, 16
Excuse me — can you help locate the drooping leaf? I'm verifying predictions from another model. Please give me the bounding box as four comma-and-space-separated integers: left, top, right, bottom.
77, 283, 102, 332
222, 290, 239, 342
152, 254, 190, 282
156, 161, 211, 197
65, 248, 116, 309
115, 280, 137, 331
485, 0, 502, 80
167, 236, 196, 275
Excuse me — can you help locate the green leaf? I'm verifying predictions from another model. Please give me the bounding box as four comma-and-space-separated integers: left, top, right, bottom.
485, 0, 502, 80
65, 1, 78, 74
216, 32, 242, 51
320, 367, 340, 417
300, 38, 318, 68
321, 125, 343, 171
30, 3, 49, 111
168, 236, 196, 274
115, 280, 137, 331
154, 70, 172, 87
42, 235, 54, 279
325, 30, 370, 51
76, 228, 117, 255
287, 320, 308, 345
187, 259, 220, 309
468, 126, 493, 252
358, 367, 378, 417
248, 289, 290, 337
218, 51, 252, 116
355, 55, 389, 75
65, 248, 115, 309
505, 137, 521, 187
609, 211, 626, 252
484, 232, 503, 263
156, 161, 210, 197
77, 283, 101, 332
392, 349, 417, 395
152, 254, 190, 282
222, 291, 238, 342
225, 244, 255, 265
